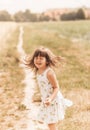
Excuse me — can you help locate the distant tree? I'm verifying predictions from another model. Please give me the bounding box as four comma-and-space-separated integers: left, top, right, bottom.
23, 9, 31, 22
61, 12, 76, 20
76, 8, 85, 19
13, 11, 25, 22
39, 14, 44, 21
13, 9, 38, 22
23, 9, 38, 22
43, 15, 51, 21
0, 10, 12, 21
61, 8, 86, 21
30, 13, 38, 22
39, 13, 51, 21
60, 13, 67, 20
52, 17, 57, 21
68, 12, 76, 20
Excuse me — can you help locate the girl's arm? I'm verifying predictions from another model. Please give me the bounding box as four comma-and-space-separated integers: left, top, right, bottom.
44, 69, 59, 106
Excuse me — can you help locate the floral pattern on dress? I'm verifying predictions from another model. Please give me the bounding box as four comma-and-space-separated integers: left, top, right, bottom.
36, 67, 73, 124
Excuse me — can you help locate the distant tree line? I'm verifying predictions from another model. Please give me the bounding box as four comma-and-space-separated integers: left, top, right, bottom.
0, 8, 89, 22
0, 10, 12, 21
60, 9, 86, 20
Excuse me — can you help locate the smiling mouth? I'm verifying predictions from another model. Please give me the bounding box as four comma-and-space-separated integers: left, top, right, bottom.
36, 63, 42, 65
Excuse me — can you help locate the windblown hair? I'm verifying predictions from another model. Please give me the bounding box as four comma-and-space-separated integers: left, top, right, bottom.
24, 46, 63, 71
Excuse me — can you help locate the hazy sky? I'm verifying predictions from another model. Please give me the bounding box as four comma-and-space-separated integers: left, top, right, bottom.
0, 0, 90, 14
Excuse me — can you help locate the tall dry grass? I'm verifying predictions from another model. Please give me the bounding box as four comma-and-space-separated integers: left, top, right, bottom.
0, 22, 27, 130
22, 21, 90, 130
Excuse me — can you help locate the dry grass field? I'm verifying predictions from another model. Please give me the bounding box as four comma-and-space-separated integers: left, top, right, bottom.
0, 22, 28, 130
0, 21, 90, 130
22, 21, 90, 130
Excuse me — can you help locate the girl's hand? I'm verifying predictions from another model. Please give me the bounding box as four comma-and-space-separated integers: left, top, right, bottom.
44, 97, 51, 106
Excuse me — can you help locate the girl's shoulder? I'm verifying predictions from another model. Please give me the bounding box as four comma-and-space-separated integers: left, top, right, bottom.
45, 67, 55, 76
46, 67, 57, 83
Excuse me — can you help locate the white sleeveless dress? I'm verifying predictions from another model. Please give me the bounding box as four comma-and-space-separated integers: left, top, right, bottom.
36, 67, 73, 124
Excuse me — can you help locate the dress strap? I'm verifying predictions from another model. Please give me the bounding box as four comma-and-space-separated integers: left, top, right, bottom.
44, 67, 54, 76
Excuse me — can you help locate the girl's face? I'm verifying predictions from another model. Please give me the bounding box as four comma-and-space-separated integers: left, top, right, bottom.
34, 56, 47, 69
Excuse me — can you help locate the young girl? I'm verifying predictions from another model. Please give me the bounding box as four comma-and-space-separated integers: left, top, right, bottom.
25, 46, 73, 130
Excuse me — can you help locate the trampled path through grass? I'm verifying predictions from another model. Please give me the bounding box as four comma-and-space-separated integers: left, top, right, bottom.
17, 26, 49, 130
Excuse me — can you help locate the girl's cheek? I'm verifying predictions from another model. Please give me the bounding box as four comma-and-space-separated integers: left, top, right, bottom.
34, 59, 36, 63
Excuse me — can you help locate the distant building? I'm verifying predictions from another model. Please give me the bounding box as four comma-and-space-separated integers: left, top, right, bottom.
84, 8, 90, 19
43, 8, 70, 20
